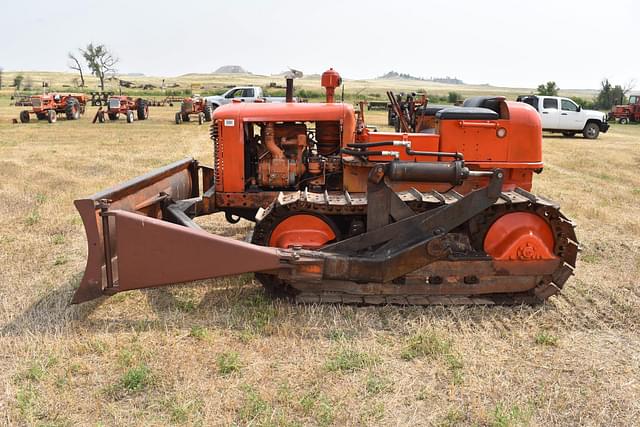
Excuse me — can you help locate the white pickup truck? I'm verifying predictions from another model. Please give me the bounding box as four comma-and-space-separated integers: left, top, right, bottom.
517, 95, 609, 139
204, 87, 287, 110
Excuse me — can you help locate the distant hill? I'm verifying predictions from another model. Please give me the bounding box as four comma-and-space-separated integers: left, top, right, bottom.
378, 71, 464, 85
378, 71, 423, 81
213, 65, 250, 74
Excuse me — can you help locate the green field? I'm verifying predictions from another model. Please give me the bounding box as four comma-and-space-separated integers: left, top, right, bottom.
0, 90, 639, 425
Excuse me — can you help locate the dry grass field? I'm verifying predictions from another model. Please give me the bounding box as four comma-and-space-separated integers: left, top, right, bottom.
0, 97, 638, 426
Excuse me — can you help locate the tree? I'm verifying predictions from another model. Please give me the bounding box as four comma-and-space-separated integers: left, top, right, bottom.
595, 79, 632, 109
68, 51, 85, 87
81, 43, 118, 91
537, 81, 559, 96
448, 91, 462, 104
13, 74, 24, 90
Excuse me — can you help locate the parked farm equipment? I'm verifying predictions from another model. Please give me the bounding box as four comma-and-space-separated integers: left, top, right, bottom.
72, 69, 578, 306
20, 93, 87, 123
94, 96, 149, 123
609, 94, 640, 124
175, 97, 212, 124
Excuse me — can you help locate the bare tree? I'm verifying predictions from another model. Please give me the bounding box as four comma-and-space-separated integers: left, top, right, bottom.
81, 43, 118, 91
68, 52, 85, 87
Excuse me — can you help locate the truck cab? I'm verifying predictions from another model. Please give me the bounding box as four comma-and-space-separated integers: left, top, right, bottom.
517, 95, 609, 139
204, 86, 288, 109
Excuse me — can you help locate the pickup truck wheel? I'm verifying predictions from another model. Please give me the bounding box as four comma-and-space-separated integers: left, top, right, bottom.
175, 112, 182, 124
619, 117, 629, 125
582, 122, 600, 139
562, 132, 576, 138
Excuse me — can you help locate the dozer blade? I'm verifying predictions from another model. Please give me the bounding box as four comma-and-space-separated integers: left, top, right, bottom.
72, 157, 227, 303
72, 209, 283, 303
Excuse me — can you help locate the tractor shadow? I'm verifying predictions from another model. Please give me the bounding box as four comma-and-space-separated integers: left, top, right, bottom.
1, 269, 558, 338
0, 272, 107, 337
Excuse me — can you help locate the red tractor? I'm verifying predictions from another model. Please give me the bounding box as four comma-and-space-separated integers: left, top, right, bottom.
19, 93, 87, 123
95, 96, 149, 123
175, 96, 212, 125
609, 94, 640, 124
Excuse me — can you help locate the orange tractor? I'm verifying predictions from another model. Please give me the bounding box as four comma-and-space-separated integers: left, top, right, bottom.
20, 93, 87, 123
95, 96, 149, 123
72, 69, 578, 306
175, 96, 212, 125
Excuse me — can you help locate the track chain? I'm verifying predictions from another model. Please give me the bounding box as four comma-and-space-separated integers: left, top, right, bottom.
251, 188, 579, 305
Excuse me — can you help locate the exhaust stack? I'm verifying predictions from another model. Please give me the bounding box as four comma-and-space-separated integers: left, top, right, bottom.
284, 68, 303, 103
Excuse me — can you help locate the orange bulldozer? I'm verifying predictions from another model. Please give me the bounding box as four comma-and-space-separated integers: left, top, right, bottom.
72, 69, 578, 306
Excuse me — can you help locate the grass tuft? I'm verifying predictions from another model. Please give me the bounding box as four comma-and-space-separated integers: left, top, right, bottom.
365, 374, 392, 395
25, 210, 40, 226
401, 332, 451, 361
217, 351, 241, 376
121, 364, 151, 391
492, 403, 532, 427
189, 325, 209, 340
325, 348, 378, 372
535, 331, 558, 347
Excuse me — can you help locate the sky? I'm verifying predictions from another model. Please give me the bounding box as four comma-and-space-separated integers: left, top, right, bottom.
0, 0, 637, 90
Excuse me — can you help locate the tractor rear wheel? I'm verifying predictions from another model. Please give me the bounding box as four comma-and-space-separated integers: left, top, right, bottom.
126, 111, 135, 123
65, 97, 81, 120
203, 106, 212, 122
182, 113, 190, 122
108, 113, 119, 121
198, 113, 204, 125
175, 112, 182, 124
582, 122, 600, 139
19, 111, 30, 123
136, 100, 149, 120
47, 110, 57, 123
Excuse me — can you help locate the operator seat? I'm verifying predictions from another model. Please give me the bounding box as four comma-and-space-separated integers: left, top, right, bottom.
462, 96, 508, 119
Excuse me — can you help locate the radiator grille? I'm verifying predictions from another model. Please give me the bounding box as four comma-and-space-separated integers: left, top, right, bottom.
210, 120, 223, 191
181, 101, 193, 113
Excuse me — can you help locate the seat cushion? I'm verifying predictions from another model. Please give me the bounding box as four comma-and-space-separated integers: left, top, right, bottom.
463, 96, 503, 115
415, 105, 448, 116
436, 107, 499, 120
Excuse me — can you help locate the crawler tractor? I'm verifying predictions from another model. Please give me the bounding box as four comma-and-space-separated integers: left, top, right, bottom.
72, 69, 578, 306
95, 96, 149, 123
20, 93, 87, 123
175, 96, 212, 125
